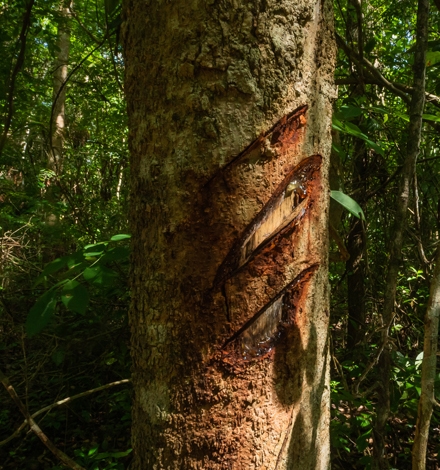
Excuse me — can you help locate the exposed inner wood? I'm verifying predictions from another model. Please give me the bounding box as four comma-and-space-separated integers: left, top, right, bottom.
240, 295, 284, 360
214, 155, 322, 286
239, 177, 307, 267
220, 265, 318, 363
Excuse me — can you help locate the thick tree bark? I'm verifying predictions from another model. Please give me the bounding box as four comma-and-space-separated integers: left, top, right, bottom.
372, 0, 429, 468
122, 0, 336, 468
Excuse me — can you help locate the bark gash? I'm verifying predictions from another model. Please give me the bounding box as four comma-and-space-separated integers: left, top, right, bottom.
122, 0, 336, 468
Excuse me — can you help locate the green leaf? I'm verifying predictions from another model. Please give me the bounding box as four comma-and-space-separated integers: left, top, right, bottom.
422, 114, 440, 122
83, 266, 118, 286
42, 257, 69, 276
88, 446, 99, 457
26, 290, 58, 336
83, 243, 107, 257
395, 112, 409, 122
335, 105, 363, 120
331, 191, 365, 220
83, 266, 100, 281
110, 234, 131, 241
52, 349, 65, 365
61, 281, 90, 315
356, 429, 372, 453
369, 106, 388, 114
426, 51, 440, 66
332, 118, 384, 156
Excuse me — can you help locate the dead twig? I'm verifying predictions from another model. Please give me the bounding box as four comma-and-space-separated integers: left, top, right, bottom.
0, 368, 86, 469
0, 377, 131, 447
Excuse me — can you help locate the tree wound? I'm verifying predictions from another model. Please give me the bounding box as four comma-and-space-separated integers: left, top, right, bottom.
221, 266, 318, 363
208, 108, 323, 364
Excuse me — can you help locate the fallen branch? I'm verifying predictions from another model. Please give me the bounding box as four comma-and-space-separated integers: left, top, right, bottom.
0, 368, 85, 469
0, 378, 131, 447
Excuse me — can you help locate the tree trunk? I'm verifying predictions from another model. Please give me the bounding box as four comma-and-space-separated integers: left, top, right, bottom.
122, 0, 336, 468
49, 0, 71, 173
373, 0, 429, 468
346, 147, 367, 349
412, 247, 440, 469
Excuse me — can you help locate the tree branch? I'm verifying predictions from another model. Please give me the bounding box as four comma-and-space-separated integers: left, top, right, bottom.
336, 32, 410, 103
0, 378, 131, 447
0, 369, 85, 470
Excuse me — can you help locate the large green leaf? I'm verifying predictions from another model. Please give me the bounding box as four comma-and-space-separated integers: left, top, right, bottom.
334, 105, 363, 120
330, 191, 365, 220
422, 114, 440, 123
110, 234, 131, 242
83, 266, 118, 286
26, 290, 58, 337
61, 280, 90, 315
83, 266, 101, 281
41, 256, 69, 276
426, 51, 440, 66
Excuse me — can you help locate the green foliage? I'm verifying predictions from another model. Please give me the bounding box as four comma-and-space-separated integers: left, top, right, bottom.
53, 446, 132, 470
330, 190, 365, 220
331, 0, 440, 468
0, 0, 130, 467
25, 234, 130, 336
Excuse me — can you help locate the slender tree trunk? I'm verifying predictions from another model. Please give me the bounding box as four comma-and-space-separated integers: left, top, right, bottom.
343, 0, 368, 350
412, 247, 440, 469
0, 0, 35, 158
122, 0, 336, 467
346, 143, 367, 349
372, 0, 429, 467
49, 0, 71, 174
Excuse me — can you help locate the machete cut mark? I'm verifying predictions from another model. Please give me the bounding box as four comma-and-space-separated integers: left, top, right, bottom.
215, 155, 322, 286
239, 174, 307, 266
241, 296, 284, 360
220, 266, 317, 363
205, 105, 308, 187
209, 106, 324, 365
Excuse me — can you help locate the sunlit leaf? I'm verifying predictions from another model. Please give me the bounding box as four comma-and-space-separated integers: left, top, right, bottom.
330, 191, 365, 220
110, 234, 131, 241
332, 118, 385, 156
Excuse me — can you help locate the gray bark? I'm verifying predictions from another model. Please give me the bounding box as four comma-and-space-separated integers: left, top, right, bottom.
412, 247, 440, 469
